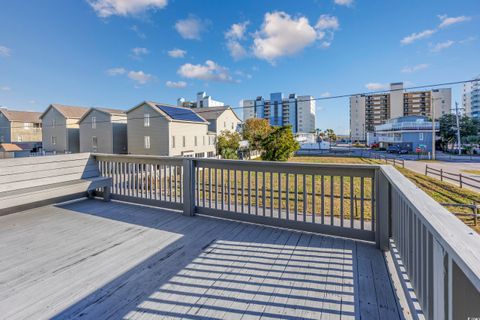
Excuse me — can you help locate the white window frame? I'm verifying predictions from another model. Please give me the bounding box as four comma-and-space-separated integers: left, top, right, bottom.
91, 116, 96, 129
144, 113, 150, 127
52, 119, 56, 128
194, 136, 198, 146
144, 136, 151, 149
419, 132, 424, 141
51, 136, 57, 145
182, 136, 186, 147
172, 136, 176, 148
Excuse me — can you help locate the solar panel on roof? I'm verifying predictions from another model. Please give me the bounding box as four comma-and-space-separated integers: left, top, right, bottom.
156, 105, 205, 122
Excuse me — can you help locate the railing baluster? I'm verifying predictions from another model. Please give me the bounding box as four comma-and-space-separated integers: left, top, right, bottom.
371, 176, 375, 231
312, 174, 315, 224
330, 175, 334, 226
350, 176, 354, 228
255, 171, 258, 215
321, 175, 325, 225
241, 170, 244, 213
303, 174, 307, 222
340, 176, 344, 227
208, 167, 212, 208
228, 169, 231, 212
202, 167, 206, 208
195, 166, 199, 206
294, 174, 298, 221
174, 165, 178, 202
262, 171, 266, 216
360, 176, 365, 229
286, 173, 289, 220
221, 168, 224, 211
270, 171, 274, 218
278, 172, 282, 219
248, 171, 251, 215
234, 170, 237, 212
215, 168, 218, 210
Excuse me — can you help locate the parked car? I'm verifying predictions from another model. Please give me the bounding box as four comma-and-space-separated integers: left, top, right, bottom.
387, 145, 399, 153
398, 148, 409, 154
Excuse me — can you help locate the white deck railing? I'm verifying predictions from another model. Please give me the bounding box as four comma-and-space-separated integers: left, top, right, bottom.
93, 153, 480, 319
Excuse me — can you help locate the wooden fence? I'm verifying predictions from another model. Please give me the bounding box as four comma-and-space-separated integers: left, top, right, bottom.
425, 164, 480, 191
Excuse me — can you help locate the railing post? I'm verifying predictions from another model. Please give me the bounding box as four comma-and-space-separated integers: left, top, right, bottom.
183, 158, 196, 216
375, 168, 391, 250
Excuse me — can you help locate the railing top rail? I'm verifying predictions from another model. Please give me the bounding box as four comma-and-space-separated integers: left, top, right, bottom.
93, 153, 185, 164
381, 165, 480, 292
194, 158, 380, 177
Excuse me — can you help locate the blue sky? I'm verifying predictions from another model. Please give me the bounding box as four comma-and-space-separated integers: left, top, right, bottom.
0, 0, 479, 134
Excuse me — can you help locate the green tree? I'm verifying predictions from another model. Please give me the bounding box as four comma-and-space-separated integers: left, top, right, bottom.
216, 130, 241, 159
243, 118, 271, 151
260, 125, 300, 161
324, 128, 337, 142
439, 114, 479, 150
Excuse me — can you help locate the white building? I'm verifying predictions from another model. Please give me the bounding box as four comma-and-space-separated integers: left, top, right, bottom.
177, 91, 225, 109
350, 82, 451, 142
242, 92, 316, 133
463, 76, 480, 119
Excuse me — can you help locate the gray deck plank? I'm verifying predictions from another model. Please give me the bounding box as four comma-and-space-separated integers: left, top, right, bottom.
0, 199, 401, 320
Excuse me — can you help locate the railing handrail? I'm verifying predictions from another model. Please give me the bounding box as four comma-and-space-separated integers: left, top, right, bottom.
380, 165, 480, 293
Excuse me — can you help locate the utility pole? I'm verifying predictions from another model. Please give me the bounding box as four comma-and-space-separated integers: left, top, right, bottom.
455, 101, 461, 155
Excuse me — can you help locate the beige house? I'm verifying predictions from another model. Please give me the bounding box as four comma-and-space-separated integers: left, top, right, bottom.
126, 101, 216, 157
79, 108, 127, 154
194, 106, 242, 136
0, 108, 42, 144
40, 104, 89, 153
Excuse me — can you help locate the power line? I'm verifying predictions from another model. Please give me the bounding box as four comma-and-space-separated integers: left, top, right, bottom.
1, 78, 478, 130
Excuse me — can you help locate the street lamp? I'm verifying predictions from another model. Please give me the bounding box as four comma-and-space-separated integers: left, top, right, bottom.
430, 96, 442, 160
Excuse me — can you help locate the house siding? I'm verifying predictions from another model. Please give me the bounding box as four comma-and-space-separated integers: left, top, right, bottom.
80, 110, 113, 153
169, 121, 216, 156
215, 110, 241, 135
42, 108, 68, 153
127, 103, 169, 156
0, 114, 11, 143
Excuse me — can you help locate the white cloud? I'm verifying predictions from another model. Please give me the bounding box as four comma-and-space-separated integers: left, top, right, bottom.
87, 0, 167, 17
175, 16, 208, 40
400, 29, 436, 45
130, 25, 146, 39
365, 83, 389, 91
315, 15, 339, 30
438, 15, 471, 28
0, 46, 11, 57
234, 70, 253, 79
401, 63, 429, 73
430, 40, 454, 52
168, 48, 187, 58
131, 47, 149, 58
128, 70, 153, 84
227, 41, 248, 60
252, 12, 319, 63
226, 21, 249, 40
334, 0, 353, 6
166, 80, 187, 88
106, 67, 127, 76
225, 21, 250, 60
0, 86, 11, 91
320, 92, 331, 98
178, 60, 233, 82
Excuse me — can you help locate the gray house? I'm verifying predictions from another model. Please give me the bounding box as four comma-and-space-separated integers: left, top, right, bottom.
79, 108, 127, 154
126, 101, 216, 157
194, 106, 242, 135
40, 104, 89, 154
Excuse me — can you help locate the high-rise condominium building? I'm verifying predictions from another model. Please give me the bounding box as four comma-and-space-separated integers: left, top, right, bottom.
350, 82, 451, 142
463, 76, 480, 119
177, 91, 225, 109
243, 92, 315, 133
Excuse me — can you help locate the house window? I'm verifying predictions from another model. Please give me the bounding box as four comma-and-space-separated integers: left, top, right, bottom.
224, 121, 227, 128
144, 113, 150, 127
144, 136, 150, 149
182, 136, 186, 147
203, 136, 206, 145
92, 136, 98, 151
51, 136, 57, 145
17, 136, 22, 142
194, 136, 198, 146
172, 136, 176, 148
52, 119, 56, 128
419, 133, 424, 141
91, 117, 96, 129
207, 151, 215, 158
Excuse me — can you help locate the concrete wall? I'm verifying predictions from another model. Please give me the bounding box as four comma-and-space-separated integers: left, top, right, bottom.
350, 95, 366, 141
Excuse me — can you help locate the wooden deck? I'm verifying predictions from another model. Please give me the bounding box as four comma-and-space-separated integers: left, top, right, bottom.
0, 199, 401, 320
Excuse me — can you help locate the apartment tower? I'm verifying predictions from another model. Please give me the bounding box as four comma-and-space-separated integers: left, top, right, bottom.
350, 82, 451, 142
